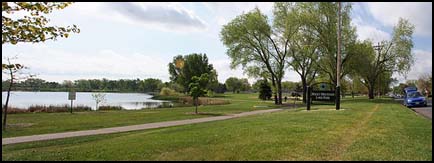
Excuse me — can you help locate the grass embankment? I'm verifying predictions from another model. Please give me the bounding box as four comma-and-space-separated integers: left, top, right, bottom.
2, 93, 280, 138
2, 97, 431, 161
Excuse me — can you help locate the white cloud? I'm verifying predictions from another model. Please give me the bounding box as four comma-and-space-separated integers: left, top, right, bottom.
352, 16, 391, 43
108, 2, 207, 31
394, 49, 432, 82
53, 2, 208, 34
366, 2, 432, 37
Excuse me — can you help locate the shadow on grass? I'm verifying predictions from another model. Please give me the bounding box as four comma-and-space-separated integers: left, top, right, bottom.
341, 97, 401, 105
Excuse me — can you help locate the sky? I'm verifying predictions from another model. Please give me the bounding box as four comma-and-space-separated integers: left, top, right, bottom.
2, 2, 432, 85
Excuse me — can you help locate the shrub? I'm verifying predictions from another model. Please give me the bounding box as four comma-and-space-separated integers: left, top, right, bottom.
178, 97, 230, 106
98, 105, 123, 111
159, 87, 178, 96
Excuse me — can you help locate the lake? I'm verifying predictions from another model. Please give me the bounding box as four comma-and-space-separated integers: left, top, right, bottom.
1, 91, 171, 110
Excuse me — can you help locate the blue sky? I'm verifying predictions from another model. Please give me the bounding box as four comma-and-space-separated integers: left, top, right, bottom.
2, 2, 432, 85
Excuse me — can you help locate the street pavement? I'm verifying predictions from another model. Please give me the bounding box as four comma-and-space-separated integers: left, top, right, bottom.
395, 98, 432, 119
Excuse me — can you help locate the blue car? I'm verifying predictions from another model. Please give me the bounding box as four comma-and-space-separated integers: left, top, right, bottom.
404, 91, 427, 107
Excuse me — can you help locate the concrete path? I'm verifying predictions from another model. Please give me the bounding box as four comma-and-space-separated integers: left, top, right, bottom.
2, 109, 283, 145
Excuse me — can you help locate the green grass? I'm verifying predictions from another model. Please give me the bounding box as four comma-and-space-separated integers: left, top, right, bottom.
2, 97, 431, 161
2, 93, 280, 138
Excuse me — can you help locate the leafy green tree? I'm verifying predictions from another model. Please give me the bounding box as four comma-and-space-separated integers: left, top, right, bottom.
221, 8, 289, 104
258, 79, 272, 100
141, 78, 163, 93
300, 2, 357, 88
168, 53, 216, 93
349, 18, 414, 99
2, 2, 80, 44
274, 2, 320, 103
189, 73, 209, 114
225, 77, 242, 93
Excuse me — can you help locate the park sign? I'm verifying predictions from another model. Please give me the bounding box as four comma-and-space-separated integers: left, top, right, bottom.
311, 90, 335, 102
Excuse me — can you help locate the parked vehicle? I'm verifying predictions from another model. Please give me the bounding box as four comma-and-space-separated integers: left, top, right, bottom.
403, 87, 427, 107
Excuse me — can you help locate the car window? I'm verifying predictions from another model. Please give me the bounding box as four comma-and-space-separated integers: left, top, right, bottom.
408, 92, 422, 98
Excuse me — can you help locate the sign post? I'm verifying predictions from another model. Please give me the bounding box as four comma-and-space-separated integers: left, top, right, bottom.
68, 91, 76, 113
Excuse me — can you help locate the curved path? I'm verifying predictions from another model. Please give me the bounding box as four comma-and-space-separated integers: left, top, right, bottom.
2, 108, 283, 145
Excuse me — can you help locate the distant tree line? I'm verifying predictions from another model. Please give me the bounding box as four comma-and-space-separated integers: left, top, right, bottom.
1, 77, 230, 94
3, 78, 171, 93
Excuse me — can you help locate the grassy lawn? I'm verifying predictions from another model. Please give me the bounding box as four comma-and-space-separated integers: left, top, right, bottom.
2, 97, 431, 161
2, 93, 282, 138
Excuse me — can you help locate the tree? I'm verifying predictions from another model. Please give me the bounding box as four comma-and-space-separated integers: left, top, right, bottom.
417, 72, 432, 97
300, 2, 357, 89
168, 53, 216, 93
225, 77, 242, 93
2, 2, 80, 44
2, 57, 32, 131
189, 73, 209, 114
141, 78, 163, 93
221, 8, 290, 104
349, 18, 415, 99
258, 79, 272, 100
91, 93, 106, 111
274, 2, 320, 104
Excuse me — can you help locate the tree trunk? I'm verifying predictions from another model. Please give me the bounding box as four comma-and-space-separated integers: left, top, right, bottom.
368, 83, 375, 99
3, 71, 13, 131
271, 77, 278, 105
301, 78, 307, 104
277, 80, 283, 105
195, 98, 198, 114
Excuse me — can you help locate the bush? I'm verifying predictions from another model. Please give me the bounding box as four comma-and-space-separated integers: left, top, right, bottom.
207, 90, 215, 97
2, 105, 92, 114
28, 105, 91, 113
178, 97, 230, 106
98, 105, 124, 111
159, 87, 178, 96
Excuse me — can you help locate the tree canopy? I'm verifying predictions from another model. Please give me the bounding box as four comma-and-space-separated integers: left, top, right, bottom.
168, 53, 217, 93
2, 2, 80, 44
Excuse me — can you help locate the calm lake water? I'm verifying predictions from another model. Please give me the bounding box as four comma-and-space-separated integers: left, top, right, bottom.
1, 91, 171, 110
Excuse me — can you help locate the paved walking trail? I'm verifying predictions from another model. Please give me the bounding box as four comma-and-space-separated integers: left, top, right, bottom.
2, 109, 283, 145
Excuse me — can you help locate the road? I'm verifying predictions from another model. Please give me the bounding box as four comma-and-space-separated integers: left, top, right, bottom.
395, 98, 432, 119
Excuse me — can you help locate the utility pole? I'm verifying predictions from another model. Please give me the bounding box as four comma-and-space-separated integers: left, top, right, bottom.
336, 2, 341, 110
373, 42, 384, 99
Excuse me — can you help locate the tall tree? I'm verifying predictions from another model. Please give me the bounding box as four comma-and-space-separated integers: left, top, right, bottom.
221, 8, 290, 104
140, 78, 163, 93
168, 53, 216, 93
300, 2, 357, 90
225, 77, 242, 93
274, 2, 320, 103
350, 18, 415, 99
2, 2, 80, 44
